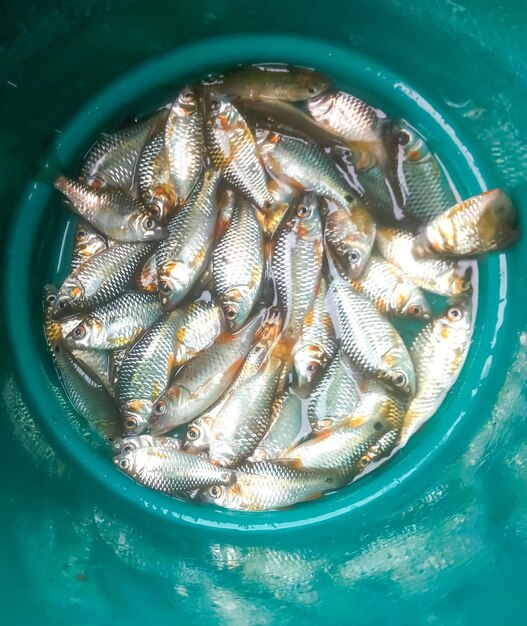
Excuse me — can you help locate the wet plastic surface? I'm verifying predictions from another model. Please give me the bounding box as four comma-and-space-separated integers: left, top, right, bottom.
1, 1, 527, 623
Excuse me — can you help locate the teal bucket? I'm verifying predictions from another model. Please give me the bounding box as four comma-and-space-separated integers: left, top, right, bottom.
1, 2, 526, 623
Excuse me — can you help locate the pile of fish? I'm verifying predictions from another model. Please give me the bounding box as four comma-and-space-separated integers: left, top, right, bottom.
44, 64, 519, 511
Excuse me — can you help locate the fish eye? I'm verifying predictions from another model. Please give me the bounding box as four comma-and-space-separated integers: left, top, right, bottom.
210, 98, 221, 113
392, 372, 408, 387
209, 485, 223, 499
349, 249, 361, 264
407, 304, 421, 317
307, 86, 317, 95
269, 307, 280, 321
73, 324, 86, 339
148, 201, 163, 217
153, 400, 167, 415
118, 458, 130, 470
359, 455, 371, 467
45, 293, 56, 306
447, 307, 463, 321
306, 361, 318, 374
255, 127, 266, 137
143, 216, 156, 230
159, 282, 172, 295
263, 200, 273, 210
106, 434, 116, 443
397, 129, 411, 146
187, 426, 200, 441
58, 300, 68, 309
75, 228, 88, 242
122, 442, 136, 453
296, 204, 311, 218
224, 305, 238, 321
125, 416, 138, 429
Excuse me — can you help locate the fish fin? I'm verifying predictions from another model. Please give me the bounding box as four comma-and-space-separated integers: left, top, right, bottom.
271, 458, 304, 470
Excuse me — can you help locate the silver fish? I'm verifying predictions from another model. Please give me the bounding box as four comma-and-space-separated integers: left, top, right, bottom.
55, 176, 165, 242
257, 131, 357, 208
202, 460, 338, 510
183, 399, 226, 454
376, 227, 471, 296
70, 221, 108, 272
64, 292, 162, 350
399, 300, 473, 445
292, 277, 337, 398
71, 347, 115, 397
271, 192, 324, 337
155, 168, 221, 309
52, 242, 155, 319
212, 197, 264, 329
165, 87, 205, 205
331, 280, 416, 398
413, 188, 518, 257
149, 316, 259, 435
348, 255, 431, 319
205, 91, 273, 208
114, 446, 234, 493
135, 132, 175, 220
112, 434, 180, 455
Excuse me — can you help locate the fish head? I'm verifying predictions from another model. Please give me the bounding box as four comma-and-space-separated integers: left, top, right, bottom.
64, 315, 105, 349
394, 123, 432, 164
393, 283, 432, 320
126, 210, 166, 241
74, 222, 107, 258
438, 264, 472, 296
254, 129, 279, 154
292, 343, 328, 399
183, 415, 214, 453
92, 420, 120, 445
285, 192, 323, 240
158, 261, 193, 309
381, 346, 416, 398
145, 185, 176, 223
204, 90, 237, 128
202, 481, 242, 509
51, 278, 84, 319
286, 66, 331, 100
221, 286, 253, 330
121, 399, 151, 435
172, 86, 200, 116
149, 385, 191, 435
113, 447, 153, 479
113, 435, 150, 455
306, 91, 336, 122
325, 205, 374, 278
434, 299, 473, 346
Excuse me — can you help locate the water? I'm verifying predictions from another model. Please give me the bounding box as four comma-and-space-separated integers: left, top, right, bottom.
43, 62, 483, 513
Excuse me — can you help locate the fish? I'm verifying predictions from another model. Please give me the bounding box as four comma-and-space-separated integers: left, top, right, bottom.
112, 434, 180, 455
347, 255, 431, 319
257, 131, 358, 208
248, 390, 304, 461
80, 114, 163, 191
393, 122, 455, 222
291, 277, 337, 398
271, 192, 324, 337
207, 64, 331, 101
52, 242, 155, 319
44, 289, 121, 442
208, 308, 285, 466
399, 300, 473, 445
280, 419, 392, 484
70, 221, 108, 272
212, 197, 264, 329
376, 227, 471, 296
155, 168, 221, 309
63, 292, 163, 350
307, 352, 363, 433
323, 199, 376, 278
55, 176, 165, 242
114, 446, 234, 493
307, 91, 402, 206
136, 253, 158, 293
149, 316, 260, 435
204, 91, 273, 208
202, 460, 338, 510
183, 399, 226, 454
135, 132, 175, 220
117, 300, 223, 434
165, 87, 205, 205
330, 280, 416, 398
413, 189, 518, 257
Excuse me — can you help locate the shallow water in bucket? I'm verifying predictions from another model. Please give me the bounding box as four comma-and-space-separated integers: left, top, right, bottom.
1, 2, 527, 623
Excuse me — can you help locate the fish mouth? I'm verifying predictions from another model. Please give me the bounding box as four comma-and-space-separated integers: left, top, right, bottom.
307, 93, 334, 117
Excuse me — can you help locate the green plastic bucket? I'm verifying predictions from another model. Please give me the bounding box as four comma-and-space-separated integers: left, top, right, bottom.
1, 1, 526, 623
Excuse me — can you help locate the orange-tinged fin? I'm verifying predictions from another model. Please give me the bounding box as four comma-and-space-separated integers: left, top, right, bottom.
342, 415, 365, 429
271, 458, 304, 471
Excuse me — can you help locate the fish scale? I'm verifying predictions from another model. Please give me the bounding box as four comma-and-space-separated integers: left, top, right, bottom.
212, 198, 264, 329
272, 193, 323, 337
205, 92, 273, 208
115, 446, 233, 493
136, 132, 172, 201
331, 280, 415, 397
259, 133, 357, 208
80, 116, 157, 191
